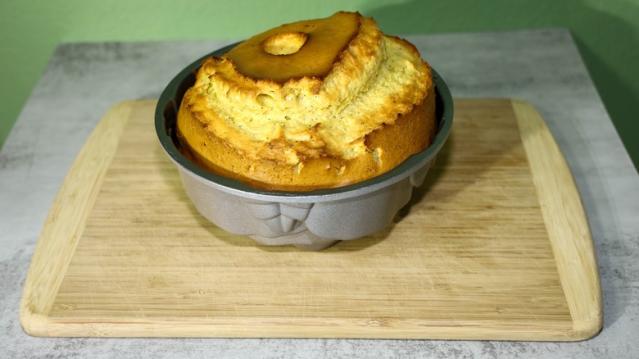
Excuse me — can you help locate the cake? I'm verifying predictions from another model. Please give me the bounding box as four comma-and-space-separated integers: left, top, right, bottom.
177, 11, 436, 191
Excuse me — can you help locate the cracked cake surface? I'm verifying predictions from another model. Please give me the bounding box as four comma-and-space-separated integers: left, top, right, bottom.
177, 11, 436, 191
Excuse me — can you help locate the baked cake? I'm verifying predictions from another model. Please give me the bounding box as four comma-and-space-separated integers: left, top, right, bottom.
177, 11, 436, 191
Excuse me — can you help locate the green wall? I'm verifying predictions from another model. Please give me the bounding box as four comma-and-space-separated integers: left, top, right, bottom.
1, 0, 637, 167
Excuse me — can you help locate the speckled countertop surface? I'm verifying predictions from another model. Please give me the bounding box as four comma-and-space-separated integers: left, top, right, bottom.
1, 29, 638, 358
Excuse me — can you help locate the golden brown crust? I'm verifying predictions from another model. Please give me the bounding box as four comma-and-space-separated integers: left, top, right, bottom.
225, 11, 362, 83
176, 12, 436, 191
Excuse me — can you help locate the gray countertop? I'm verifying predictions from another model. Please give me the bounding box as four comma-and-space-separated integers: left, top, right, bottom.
1, 29, 638, 358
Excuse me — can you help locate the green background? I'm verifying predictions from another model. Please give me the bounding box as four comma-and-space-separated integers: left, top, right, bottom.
1, 0, 637, 167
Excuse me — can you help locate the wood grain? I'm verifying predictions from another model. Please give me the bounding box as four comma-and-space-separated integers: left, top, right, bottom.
19, 102, 133, 336
512, 100, 602, 338
20, 99, 602, 340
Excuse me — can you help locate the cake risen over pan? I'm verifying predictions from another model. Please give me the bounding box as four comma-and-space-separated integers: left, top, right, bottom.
177, 11, 435, 191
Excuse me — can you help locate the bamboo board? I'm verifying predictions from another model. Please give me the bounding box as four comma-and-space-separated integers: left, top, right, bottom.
20, 99, 602, 340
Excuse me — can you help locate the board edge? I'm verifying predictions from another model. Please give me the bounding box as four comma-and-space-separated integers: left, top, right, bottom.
511, 99, 603, 341
24, 317, 581, 340
19, 100, 141, 337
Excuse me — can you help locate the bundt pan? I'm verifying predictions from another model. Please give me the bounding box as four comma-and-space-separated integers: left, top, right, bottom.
155, 43, 453, 250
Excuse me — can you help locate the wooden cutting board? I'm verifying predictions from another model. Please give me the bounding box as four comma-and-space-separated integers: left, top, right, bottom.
20, 99, 602, 340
